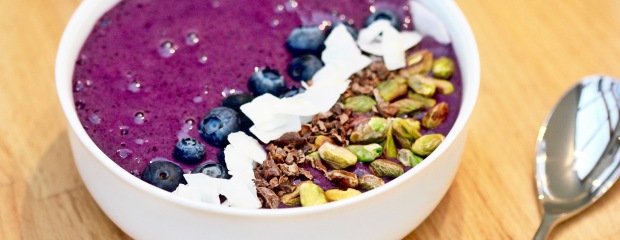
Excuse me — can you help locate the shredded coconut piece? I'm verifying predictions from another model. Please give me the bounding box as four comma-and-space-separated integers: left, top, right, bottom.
410, 1, 451, 44
381, 26, 406, 70
228, 131, 267, 164
172, 132, 263, 209
357, 20, 423, 70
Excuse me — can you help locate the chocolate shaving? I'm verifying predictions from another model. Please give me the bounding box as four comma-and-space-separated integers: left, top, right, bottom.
299, 169, 313, 180
278, 163, 300, 177
253, 178, 269, 188
272, 132, 306, 147
257, 187, 280, 209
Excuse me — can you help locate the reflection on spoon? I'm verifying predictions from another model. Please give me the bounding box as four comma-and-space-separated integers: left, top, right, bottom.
534, 75, 620, 239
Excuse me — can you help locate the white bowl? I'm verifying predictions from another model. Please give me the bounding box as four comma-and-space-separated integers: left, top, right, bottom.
55, 0, 479, 239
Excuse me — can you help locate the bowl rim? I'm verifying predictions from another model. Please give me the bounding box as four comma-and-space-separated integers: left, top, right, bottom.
55, 0, 480, 217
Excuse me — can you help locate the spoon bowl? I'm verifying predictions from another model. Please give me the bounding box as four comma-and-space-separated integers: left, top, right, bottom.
534, 75, 620, 239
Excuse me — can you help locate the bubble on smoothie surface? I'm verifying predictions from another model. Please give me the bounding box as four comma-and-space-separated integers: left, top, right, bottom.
198, 55, 208, 64
75, 100, 85, 110
159, 41, 177, 58
119, 126, 130, 135
134, 112, 145, 125
186, 32, 199, 46
117, 148, 133, 159
74, 80, 85, 92
128, 80, 141, 93
89, 114, 102, 124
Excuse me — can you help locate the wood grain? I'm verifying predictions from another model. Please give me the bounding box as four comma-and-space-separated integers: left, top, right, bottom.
2, 0, 620, 239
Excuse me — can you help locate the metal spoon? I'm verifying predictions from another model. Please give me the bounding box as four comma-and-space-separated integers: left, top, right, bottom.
534, 75, 620, 239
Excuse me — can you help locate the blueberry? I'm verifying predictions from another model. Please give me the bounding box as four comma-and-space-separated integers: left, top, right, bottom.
191, 162, 231, 179
172, 138, 205, 164
141, 161, 186, 192
288, 54, 324, 82
328, 21, 359, 40
248, 67, 286, 96
280, 86, 306, 98
222, 93, 254, 112
364, 10, 402, 31
286, 26, 326, 56
199, 107, 239, 147
239, 115, 254, 134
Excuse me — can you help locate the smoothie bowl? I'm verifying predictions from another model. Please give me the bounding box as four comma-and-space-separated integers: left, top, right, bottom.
56, 0, 479, 239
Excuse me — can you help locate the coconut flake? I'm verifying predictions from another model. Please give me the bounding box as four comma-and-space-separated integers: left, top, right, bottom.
400, 31, 423, 51
356, 20, 422, 69
249, 116, 302, 143
410, 1, 451, 44
381, 27, 406, 70
227, 132, 266, 164
224, 144, 256, 178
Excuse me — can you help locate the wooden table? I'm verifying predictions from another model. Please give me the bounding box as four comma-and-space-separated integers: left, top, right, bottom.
2, 0, 620, 239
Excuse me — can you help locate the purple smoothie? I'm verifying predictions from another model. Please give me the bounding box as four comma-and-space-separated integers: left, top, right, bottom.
72, 0, 462, 188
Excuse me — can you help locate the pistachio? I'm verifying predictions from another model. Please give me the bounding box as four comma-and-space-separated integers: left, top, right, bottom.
350, 117, 388, 144
412, 154, 424, 167
383, 119, 397, 158
422, 102, 449, 129
377, 77, 408, 102
411, 134, 445, 157
314, 135, 334, 149
325, 170, 359, 188
403, 49, 434, 76
369, 159, 404, 178
359, 174, 385, 190
391, 118, 422, 144
318, 142, 357, 169
432, 79, 455, 94
299, 181, 327, 207
368, 117, 388, 132
408, 91, 437, 108
408, 75, 436, 97
344, 95, 377, 113
347, 143, 383, 162
280, 185, 301, 206
390, 99, 424, 116
397, 149, 423, 167
432, 57, 455, 79
325, 188, 362, 202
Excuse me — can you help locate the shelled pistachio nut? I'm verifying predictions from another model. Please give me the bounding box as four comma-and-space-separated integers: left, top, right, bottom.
408, 75, 436, 97
390, 99, 424, 116
325, 188, 362, 202
347, 143, 383, 162
359, 174, 385, 190
280, 185, 302, 206
350, 117, 388, 144
408, 91, 437, 108
299, 181, 327, 207
377, 77, 408, 102
397, 149, 424, 167
422, 102, 449, 129
344, 95, 377, 113
383, 119, 397, 159
325, 170, 359, 188
432, 57, 455, 79
403, 49, 434, 75
432, 79, 455, 94
369, 159, 404, 178
411, 134, 445, 157
314, 135, 334, 149
318, 142, 357, 169
392, 118, 422, 142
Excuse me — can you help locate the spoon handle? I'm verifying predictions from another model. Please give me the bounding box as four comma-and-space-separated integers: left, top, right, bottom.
533, 214, 561, 240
